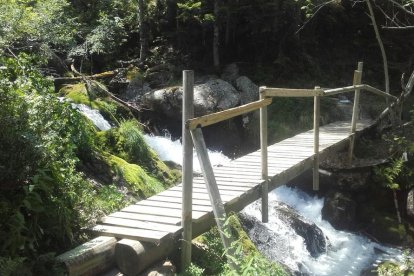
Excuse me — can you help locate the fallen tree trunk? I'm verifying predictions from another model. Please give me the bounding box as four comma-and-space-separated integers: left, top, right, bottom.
54, 71, 116, 87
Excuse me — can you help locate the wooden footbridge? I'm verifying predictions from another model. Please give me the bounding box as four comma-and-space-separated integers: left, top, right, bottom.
58, 62, 400, 275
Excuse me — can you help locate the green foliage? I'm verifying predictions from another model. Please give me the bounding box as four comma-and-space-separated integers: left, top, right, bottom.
71, 14, 127, 56
0, 53, 118, 272
177, 1, 213, 24
377, 250, 414, 276
94, 185, 131, 215
374, 135, 414, 192
180, 263, 205, 276
375, 158, 405, 191
0, 0, 77, 51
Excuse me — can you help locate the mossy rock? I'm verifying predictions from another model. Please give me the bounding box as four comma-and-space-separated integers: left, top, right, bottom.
59, 82, 133, 124
98, 120, 180, 187
126, 66, 144, 81
104, 153, 164, 199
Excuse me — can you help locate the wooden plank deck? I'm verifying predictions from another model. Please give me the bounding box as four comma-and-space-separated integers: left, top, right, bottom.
91, 119, 373, 244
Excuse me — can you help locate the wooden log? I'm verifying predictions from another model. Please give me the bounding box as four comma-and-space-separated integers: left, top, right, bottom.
115, 239, 176, 276
181, 70, 194, 270
348, 62, 363, 164
54, 71, 116, 87
186, 98, 272, 130
263, 87, 325, 97
259, 89, 269, 223
313, 88, 321, 191
56, 236, 116, 276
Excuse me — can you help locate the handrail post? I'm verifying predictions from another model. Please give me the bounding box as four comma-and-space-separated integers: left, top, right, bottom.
259, 87, 268, 223
348, 62, 363, 164
313, 86, 321, 191
181, 70, 194, 270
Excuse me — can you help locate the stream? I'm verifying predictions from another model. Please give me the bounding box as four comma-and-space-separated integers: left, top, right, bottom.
76, 104, 402, 275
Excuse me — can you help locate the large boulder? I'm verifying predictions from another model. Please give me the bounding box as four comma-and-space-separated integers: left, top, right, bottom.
142, 79, 240, 119
235, 76, 259, 104
322, 192, 357, 230
273, 202, 328, 258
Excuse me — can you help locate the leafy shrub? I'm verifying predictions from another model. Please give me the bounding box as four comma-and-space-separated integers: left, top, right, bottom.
0, 53, 112, 272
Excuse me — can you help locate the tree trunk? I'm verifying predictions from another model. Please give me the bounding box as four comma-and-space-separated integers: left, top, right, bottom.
366, 0, 390, 98
213, 0, 220, 71
393, 190, 402, 224
138, 0, 148, 62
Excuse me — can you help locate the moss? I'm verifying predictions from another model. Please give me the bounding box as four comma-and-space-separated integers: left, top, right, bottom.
126, 66, 143, 81
105, 153, 164, 199
100, 120, 180, 187
227, 214, 257, 255
59, 82, 133, 125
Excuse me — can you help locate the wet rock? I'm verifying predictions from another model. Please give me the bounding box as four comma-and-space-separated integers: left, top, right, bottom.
239, 213, 296, 268
322, 192, 357, 230
274, 202, 328, 258
235, 76, 259, 104
142, 79, 240, 119
407, 189, 414, 220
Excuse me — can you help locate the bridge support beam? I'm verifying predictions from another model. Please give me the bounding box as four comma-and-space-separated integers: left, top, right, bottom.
181, 70, 194, 270
259, 87, 269, 223
313, 87, 321, 191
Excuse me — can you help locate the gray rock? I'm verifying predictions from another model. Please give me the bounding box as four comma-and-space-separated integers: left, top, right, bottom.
274, 202, 328, 258
322, 192, 357, 230
407, 189, 414, 220
142, 79, 240, 119
221, 63, 239, 85
235, 76, 259, 104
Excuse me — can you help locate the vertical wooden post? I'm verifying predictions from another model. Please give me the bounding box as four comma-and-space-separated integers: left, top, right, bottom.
259, 87, 268, 223
190, 128, 237, 270
181, 70, 194, 270
348, 62, 363, 164
313, 87, 321, 191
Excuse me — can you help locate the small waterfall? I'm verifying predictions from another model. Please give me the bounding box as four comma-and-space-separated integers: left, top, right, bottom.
72, 103, 112, 131
143, 133, 230, 172
243, 186, 402, 275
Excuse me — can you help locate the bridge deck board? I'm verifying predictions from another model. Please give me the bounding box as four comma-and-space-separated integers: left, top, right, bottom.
91, 120, 373, 244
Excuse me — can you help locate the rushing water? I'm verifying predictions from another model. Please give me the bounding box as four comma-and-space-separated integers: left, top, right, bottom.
72, 103, 112, 131
143, 133, 230, 172
75, 103, 401, 275
243, 186, 402, 275
72, 103, 230, 171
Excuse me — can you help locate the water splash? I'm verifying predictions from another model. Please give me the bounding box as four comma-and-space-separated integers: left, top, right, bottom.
143, 133, 230, 172
72, 103, 112, 131
243, 186, 402, 275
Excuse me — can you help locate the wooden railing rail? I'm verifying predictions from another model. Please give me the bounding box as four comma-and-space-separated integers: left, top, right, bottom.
186, 98, 272, 130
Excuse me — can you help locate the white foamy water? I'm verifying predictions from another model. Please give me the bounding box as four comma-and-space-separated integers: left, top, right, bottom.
243, 186, 402, 275
72, 103, 112, 131
143, 133, 230, 172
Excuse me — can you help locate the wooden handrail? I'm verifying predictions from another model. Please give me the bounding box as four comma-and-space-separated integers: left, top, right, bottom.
263, 87, 324, 97
323, 84, 397, 100
186, 98, 272, 130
